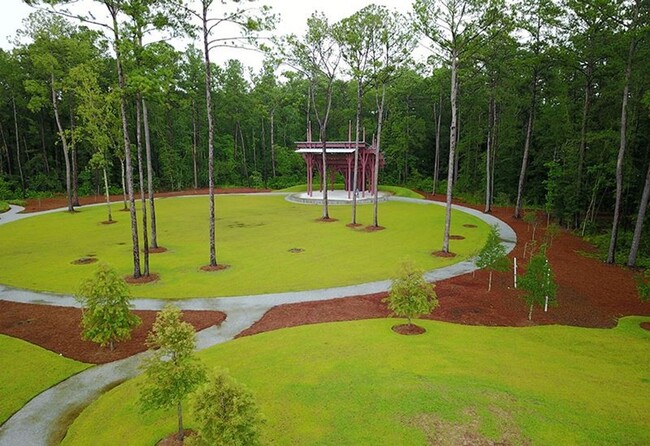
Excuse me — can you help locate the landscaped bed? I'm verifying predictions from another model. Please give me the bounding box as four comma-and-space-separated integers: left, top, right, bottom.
61, 317, 650, 445
0, 194, 489, 299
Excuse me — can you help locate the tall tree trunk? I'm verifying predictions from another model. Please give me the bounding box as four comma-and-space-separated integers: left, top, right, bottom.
321, 125, 330, 219
607, 36, 636, 264
261, 118, 266, 179
39, 113, 50, 174
351, 80, 362, 225
628, 162, 650, 266
373, 84, 386, 227
142, 98, 159, 249
515, 73, 537, 219
203, 5, 218, 267
237, 122, 248, 180
120, 157, 127, 211
13, 98, 25, 196
270, 109, 276, 177
443, 49, 459, 254
109, 4, 140, 278
51, 79, 74, 213
576, 66, 592, 228
103, 165, 112, 223
485, 97, 494, 213
453, 109, 460, 186
136, 98, 150, 276
70, 106, 79, 207
433, 93, 442, 195
192, 100, 198, 189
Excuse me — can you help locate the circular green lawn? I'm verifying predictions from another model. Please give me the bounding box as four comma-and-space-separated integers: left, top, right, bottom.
61, 317, 650, 445
0, 195, 489, 298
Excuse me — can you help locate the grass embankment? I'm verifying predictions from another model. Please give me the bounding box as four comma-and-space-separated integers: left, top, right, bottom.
62, 317, 650, 445
0, 195, 487, 298
0, 334, 90, 424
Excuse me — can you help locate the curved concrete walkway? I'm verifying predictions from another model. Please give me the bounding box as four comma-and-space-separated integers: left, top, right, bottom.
0, 195, 516, 445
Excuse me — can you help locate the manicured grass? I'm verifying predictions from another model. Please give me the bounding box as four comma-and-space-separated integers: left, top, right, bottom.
62, 317, 650, 445
0, 195, 488, 298
0, 334, 90, 424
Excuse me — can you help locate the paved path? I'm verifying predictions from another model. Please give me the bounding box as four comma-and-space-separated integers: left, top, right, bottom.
0, 195, 516, 445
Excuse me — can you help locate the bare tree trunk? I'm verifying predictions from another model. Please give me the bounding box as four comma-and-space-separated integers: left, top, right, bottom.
39, 114, 50, 174
13, 98, 25, 196
70, 106, 79, 207
373, 84, 386, 227
628, 161, 650, 266
177, 402, 184, 441
0, 122, 11, 175
515, 76, 537, 219
351, 80, 362, 225
103, 166, 112, 222
453, 109, 460, 186
433, 93, 442, 195
443, 50, 459, 254
607, 36, 636, 264
237, 122, 248, 180
203, 5, 218, 267
51, 79, 74, 213
136, 99, 150, 276
485, 97, 494, 213
120, 157, 127, 211
270, 109, 276, 177
109, 4, 140, 278
576, 66, 592, 228
142, 98, 159, 249
192, 100, 198, 189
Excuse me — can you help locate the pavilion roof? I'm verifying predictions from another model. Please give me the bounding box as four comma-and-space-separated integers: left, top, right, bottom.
295, 141, 375, 154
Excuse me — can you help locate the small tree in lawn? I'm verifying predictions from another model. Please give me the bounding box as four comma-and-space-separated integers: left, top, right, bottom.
518, 245, 557, 321
187, 369, 265, 446
139, 305, 206, 442
76, 263, 141, 351
383, 262, 438, 327
523, 211, 539, 241
476, 225, 510, 292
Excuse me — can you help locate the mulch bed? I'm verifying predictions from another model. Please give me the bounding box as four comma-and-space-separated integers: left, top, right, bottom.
0, 301, 226, 364
200, 264, 230, 272
3, 190, 649, 363
392, 324, 426, 335
432, 250, 457, 258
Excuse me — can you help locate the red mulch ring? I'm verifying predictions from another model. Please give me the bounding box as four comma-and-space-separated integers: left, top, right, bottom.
0, 300, 225, 364
124, 273, 160, 284
149, 247, 168, 254
346, 223, 363, 228
641, 322, 650, 331
316, 217, 338, 223
288, 248, 305, 253
463, 224, 478, 228
392, 324, 426, 335
200, 264, 230, 272
364, 225, 385, 232
71, 257, 98, 265
432, 250, 457, 258
101, 220, 117, 225
449, 235, 465, 240
156, 430, 195, 445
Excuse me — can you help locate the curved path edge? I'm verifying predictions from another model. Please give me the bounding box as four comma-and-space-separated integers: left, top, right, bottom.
0, 195, 516, 446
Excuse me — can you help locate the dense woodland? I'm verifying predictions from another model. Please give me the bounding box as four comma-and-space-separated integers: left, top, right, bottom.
0, 0, 649, 270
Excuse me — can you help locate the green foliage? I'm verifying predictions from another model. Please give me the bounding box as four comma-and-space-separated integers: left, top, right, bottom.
139, 305, 206, 439
544, 222, 560, 245
636, 269, 650, 303
518, 246, 557, 320
0, 201, 9, 213
476, 225, 509, 290
76, 263, 141, 350
383, 262, 438, 326
187, 369, 264, 446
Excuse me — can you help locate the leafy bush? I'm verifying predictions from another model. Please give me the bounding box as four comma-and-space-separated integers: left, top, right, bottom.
0, 201, 9, 213
383, 262, 438, 326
